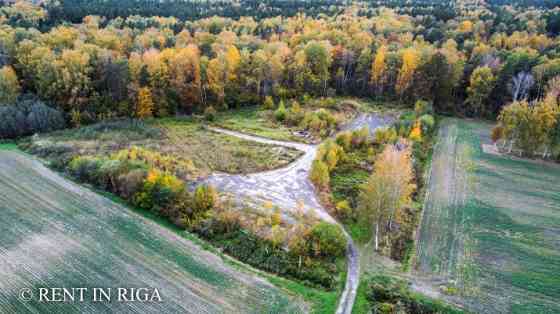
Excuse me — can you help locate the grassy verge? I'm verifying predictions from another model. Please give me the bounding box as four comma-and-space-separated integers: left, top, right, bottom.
0, 142, 18, 150
268, 275, 340, 314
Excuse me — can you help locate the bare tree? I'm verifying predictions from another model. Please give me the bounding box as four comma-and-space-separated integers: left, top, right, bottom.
509, 71, 535, 101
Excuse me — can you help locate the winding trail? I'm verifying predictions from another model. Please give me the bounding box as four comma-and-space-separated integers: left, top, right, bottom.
206, 113, 393, 314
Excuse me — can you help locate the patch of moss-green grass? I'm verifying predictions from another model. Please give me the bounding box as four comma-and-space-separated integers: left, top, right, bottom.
212, 106, 307, 143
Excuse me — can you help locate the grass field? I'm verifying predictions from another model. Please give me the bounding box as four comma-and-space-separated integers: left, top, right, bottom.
0, 148, 307, 313
212, 107, 308, 143
416, 118, 560, 313
23, 117, 302, 177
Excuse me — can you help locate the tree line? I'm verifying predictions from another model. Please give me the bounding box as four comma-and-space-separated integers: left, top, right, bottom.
0, 1, 560, 138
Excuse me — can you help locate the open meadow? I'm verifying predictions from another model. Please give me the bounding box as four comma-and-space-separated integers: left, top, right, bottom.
416, 119, 560, 313
0, 148, 307, 313
22, 118, 302, 179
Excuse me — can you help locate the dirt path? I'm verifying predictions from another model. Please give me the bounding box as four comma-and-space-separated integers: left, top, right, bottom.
0, 150, 306, 314
206, 113, 393, 314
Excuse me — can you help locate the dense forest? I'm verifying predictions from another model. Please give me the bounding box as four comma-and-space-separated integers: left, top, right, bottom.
1, 0, 560, 158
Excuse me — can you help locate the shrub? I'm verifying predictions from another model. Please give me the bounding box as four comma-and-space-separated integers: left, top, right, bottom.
97, 159, 126, 191
271, 207, 283, 226
309, 222, 346, 258
491, 125, 503, 142
319, 140, 344, 170
274, 100, 287, 121
409, 121, 422, 142
116, 168, 148, 199
414, 100, 433, 117
310, 160, 330, 190
0, 105, 26, 138
194, 184, 217, 212
351, 127, 369, 148
419, 114, 435, 134
26, 102, 66, 133
68, 156, 103, 183
374, 127, 397, 144
286, 100, 304, 125
365, 274, 464, 314
335, 200, 352, 219
203, 106, 217, 121
134, 169, 185, 212
300, 109, 337, 137
262, 96, 275, 110
336, 131, 352, 151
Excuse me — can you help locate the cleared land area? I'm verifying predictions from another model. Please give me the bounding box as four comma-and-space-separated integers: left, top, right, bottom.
213, 107, 308, 143
23, 117, 302, 178
415, 119, 560, 313
0, 149, 306, 313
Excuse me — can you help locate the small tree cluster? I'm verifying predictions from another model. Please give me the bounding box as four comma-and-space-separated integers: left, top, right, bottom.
0, 97, 65, 139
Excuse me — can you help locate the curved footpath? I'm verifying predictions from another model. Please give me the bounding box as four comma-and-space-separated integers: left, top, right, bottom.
206, 114, 393, 314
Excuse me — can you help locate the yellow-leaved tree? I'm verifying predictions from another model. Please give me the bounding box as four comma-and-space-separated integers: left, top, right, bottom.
358, 144, 415, 251
370, 45, 387, 94
137, 87, 154, 118
395, 48, 419, 98
0, 65, 21, 104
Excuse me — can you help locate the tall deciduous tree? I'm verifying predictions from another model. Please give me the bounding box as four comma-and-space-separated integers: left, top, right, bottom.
0, 65, 20, 104
466, 66, 496, 117
370, 45, 387, 95
168, 44, 201, 111
358, 144, 415, 251
395, 48, 419, 98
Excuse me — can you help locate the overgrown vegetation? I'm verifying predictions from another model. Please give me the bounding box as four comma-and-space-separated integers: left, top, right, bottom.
358, 274, 465, 314
0, 95, 65, 139
20, 117, 302, 176
43, 140, 346, 289
0, 148, 307, 313
311, 100, 436, 262
213, 97, 359, 143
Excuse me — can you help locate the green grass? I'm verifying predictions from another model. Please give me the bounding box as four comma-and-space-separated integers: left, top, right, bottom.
416, 118, 560, 313
329, 149, 372, 244
268, 276, 339, 314
0, 142, 18, 150
351, 277, 371, 314
23, 117, 302, 176
213, 107, 307, 143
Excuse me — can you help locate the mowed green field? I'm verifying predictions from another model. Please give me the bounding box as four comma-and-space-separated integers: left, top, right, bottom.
0, 149, 306, 313
416, 119, 560, 313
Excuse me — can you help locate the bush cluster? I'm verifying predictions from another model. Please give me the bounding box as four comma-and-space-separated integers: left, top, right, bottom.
68, 154, 214, 227
364, 274, 463, 314
0, 97, 65, 139
267, 97, 341, 138
193, 208, 346, 289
